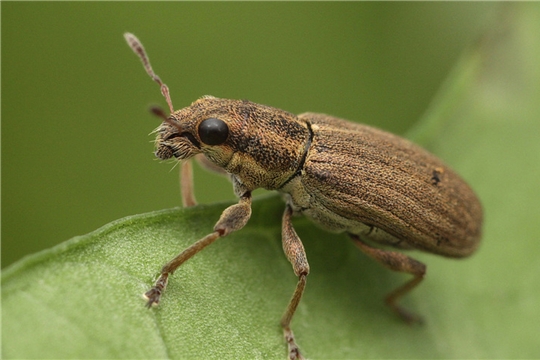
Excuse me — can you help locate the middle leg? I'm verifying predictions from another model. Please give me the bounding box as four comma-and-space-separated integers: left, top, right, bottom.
281, 205, 310, 360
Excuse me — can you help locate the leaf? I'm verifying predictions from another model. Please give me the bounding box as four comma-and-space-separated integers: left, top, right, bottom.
2, 196, 288, 359
3, 3, 540, 359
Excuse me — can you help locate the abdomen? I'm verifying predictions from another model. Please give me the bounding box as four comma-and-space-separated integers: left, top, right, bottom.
291, 113, 483, 258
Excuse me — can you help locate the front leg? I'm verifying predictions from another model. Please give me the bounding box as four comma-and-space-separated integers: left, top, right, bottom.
180, 155, 233, 208
145, 192, 252, 306
180, 160, 197, 207
281, 205, 310, 360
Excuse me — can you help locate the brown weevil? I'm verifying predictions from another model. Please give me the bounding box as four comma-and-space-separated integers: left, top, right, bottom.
125, 33, 483, 359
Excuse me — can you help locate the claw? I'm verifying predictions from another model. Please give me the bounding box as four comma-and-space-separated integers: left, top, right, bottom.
144, 273, 169, 308
144, 288, 161, 308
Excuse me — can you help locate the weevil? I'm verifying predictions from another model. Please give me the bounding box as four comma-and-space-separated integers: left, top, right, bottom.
125, 33, 483, 359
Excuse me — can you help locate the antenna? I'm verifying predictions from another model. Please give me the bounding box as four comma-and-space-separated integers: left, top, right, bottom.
124, 33, 174, 114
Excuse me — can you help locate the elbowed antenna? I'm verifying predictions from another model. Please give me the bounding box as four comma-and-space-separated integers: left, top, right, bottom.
124, 32, 174, 114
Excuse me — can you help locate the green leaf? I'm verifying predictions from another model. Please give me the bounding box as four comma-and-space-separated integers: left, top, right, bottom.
3, 3, 539, 358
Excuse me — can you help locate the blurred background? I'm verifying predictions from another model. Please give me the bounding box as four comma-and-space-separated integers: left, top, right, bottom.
2, 2, 498, 267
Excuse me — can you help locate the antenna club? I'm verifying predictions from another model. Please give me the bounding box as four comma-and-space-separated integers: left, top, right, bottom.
124, 32, 175, 114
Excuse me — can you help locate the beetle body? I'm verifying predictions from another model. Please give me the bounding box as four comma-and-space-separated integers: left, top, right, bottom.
156, 96, 482, 257
125, 33, 482, 360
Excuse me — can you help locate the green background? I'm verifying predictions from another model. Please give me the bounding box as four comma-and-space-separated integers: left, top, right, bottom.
2, 2, 496, 267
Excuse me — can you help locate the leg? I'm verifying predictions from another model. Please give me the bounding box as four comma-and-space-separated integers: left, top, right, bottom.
145, 192, 252, 307
181, 154, 231, 207
281, 205, 310, 360
349, 234, 426, 323
180, 160, 197, 207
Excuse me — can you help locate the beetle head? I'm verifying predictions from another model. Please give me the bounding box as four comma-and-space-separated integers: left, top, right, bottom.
126, 32, 309, 190
154, 96, 242, 168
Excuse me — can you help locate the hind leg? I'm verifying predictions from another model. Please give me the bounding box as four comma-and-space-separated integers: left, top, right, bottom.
349, 234, 426, 323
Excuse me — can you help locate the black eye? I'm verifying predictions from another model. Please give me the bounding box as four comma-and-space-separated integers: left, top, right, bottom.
198, 118, 229, 145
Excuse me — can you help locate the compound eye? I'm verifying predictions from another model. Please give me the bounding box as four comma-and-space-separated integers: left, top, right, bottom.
198, 118, 229, 145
